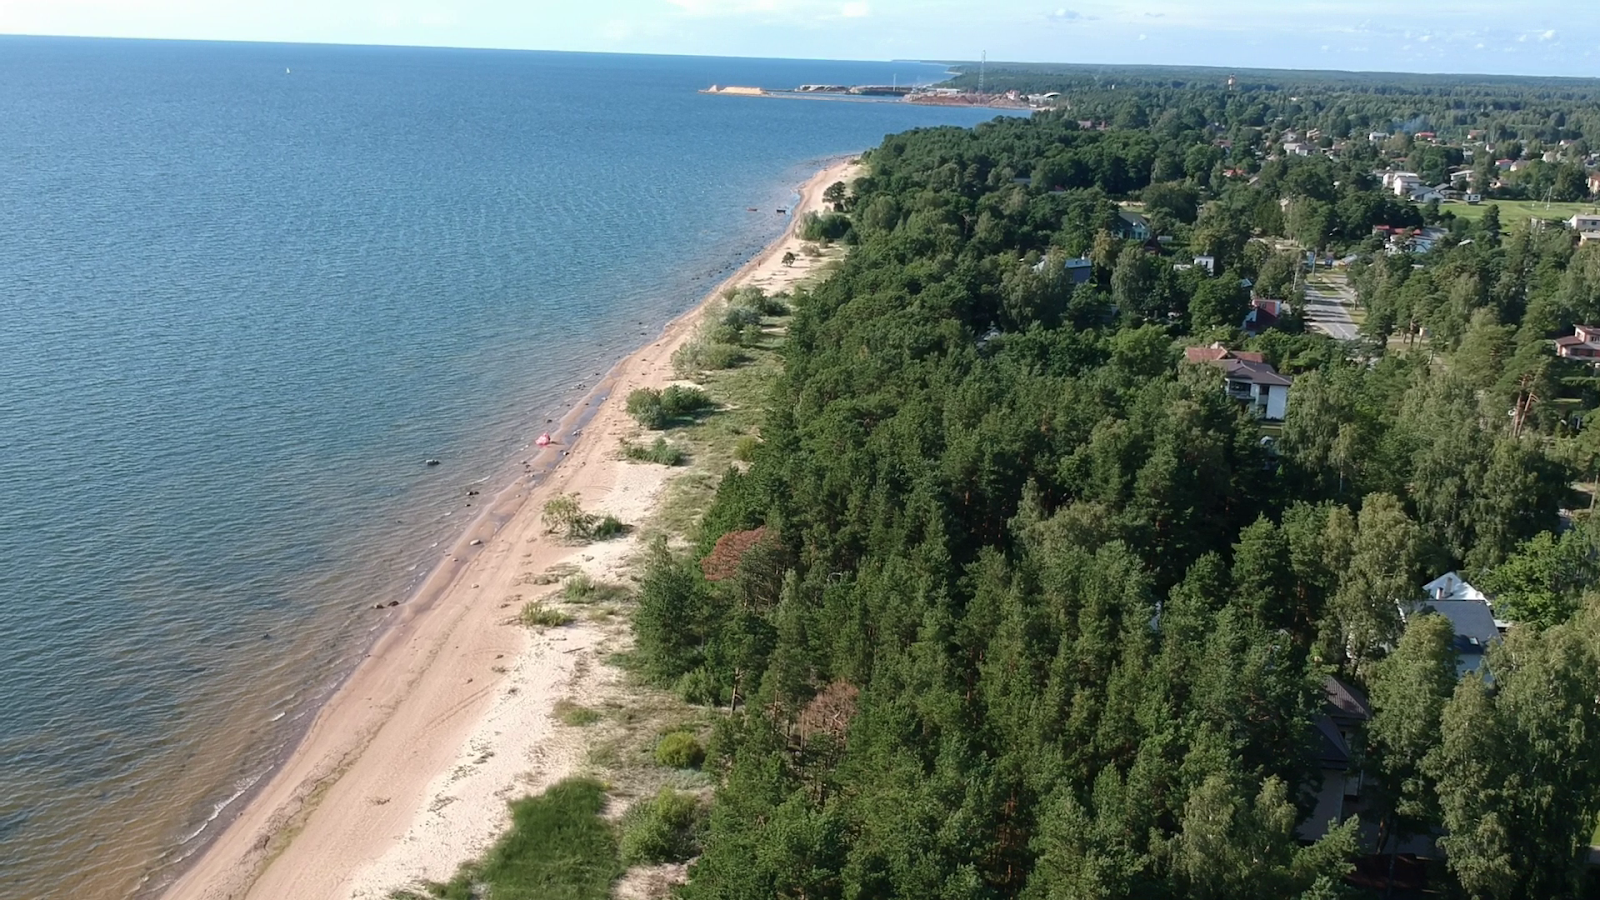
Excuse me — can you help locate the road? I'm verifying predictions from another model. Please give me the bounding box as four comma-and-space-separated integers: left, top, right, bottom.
1302, 271, 1360, 341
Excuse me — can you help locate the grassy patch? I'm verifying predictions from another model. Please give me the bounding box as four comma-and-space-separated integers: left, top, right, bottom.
521, 601, 574, 629
407, 778, 619, 900
621, 436, 686, 466
553, 700, 603, 727
562, 573, 632, 605
1447, 198, 1600, 224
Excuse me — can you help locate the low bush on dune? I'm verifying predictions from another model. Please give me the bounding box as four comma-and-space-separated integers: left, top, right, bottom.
541, 494, 628, 543
654, 732, 705, 769
671, 338, 745, 376
618, 789, 704, 866
520, 601, 573, 629
624, 386, 712, 430
621, 436, 685, 466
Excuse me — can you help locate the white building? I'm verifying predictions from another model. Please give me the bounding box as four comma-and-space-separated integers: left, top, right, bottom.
1568, 213, 1600, 234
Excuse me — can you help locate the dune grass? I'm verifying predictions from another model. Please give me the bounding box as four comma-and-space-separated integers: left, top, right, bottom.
395, 778, 619, 900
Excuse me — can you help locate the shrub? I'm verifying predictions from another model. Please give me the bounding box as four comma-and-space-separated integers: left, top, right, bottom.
674, 668, 724, 706
625, 386, 713, 429
625, 388, 667, 430
720, 304, 764, 332
732, 435, 761, 463
521, 601, 573, 629
728, 286, 787, 316
621, 436, 685, 466
654, 732, 705, 769
799, 210, 851, 243
542, 494, 626, 542
590, 515, 626, 540
618, 789, 703, 866
659, 384, 712, 417
673, 337, 745, 376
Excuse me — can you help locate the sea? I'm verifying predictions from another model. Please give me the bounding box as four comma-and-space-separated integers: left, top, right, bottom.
0, 36, 1017, 899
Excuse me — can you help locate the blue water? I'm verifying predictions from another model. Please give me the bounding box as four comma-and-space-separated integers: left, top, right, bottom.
0, 36, 1015, 898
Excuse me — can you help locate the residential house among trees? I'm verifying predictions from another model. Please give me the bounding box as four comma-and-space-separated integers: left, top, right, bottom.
1554, 324, 1600, 365
1405, 572, 1502, 676
1184, 344, 1292, 419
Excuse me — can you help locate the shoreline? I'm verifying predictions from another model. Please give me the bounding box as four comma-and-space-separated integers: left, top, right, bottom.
159, 154, 860, 900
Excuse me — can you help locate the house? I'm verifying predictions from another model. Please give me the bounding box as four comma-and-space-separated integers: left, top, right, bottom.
1298, 676, 1371, 841
1423, 571, 1489, 604
1402, 573, 1502, 677
1414, 131, 1437, 142
1409, 188, 1445, 204
1063, 256, 1094, 284
1383, 171, 1423, 196
1554, 324, 1600, 365
1283, 141, 1314, 157
1368, 131, 1390, 142
1192, 255, 1216, 275
1589, 171, 1600, 196
1411, 226, 1449, 253
1242, 298, 1286, 335
1184, 343, 1292, 420
1568, 213, 1600, 234
1116, 210, 1151, 241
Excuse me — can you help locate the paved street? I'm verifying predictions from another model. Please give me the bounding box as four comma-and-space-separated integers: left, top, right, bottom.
1303, 272, 1360, 341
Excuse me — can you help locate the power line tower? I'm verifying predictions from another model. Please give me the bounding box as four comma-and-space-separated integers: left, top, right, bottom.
979, 51, 986, 94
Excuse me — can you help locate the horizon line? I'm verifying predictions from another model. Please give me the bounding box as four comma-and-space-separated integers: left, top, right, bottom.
2, 31, 1597, 84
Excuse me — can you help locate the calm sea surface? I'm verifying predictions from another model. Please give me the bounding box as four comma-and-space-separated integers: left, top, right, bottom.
0, 37, 1014, 898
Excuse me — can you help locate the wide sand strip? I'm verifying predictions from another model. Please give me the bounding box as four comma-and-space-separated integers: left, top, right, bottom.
161, 156, 860, 900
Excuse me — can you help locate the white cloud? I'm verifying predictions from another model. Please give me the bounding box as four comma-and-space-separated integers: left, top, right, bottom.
840, 0, 868, 15
1049, 7, 1084, 20
1540, 28, 1557, 41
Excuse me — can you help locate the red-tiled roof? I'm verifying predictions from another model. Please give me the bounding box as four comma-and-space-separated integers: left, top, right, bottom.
1185, 346, 1231, 362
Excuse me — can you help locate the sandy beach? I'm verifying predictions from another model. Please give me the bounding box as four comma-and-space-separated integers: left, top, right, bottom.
160, 155, 860, 900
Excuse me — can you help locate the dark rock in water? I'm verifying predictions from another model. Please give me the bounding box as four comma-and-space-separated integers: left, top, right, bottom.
425, 458, 441, 466
387, 600, 400, 608
467, 489, 480, 496
372, 602, 386, 610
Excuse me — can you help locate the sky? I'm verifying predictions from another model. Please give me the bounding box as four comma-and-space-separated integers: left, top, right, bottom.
0, 0, 1594, 78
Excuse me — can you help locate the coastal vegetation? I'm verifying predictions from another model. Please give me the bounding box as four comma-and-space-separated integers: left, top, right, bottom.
541, 494, 627, 542
621, 436, 687, 466
518, 601, 573, 629
613, 107, 1600, 900
619, 788, 705, 866
625, 385, 715, 430
431, 81, 1600, 899
397, 777, 618, 900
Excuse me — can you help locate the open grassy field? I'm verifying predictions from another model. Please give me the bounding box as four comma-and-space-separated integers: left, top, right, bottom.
1445, 198, 1600, 225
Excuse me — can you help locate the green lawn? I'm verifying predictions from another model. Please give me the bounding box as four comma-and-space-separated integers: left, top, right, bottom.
1445, 198, 1600, 225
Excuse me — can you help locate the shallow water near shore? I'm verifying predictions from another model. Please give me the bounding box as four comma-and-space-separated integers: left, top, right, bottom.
0, 38, 1015, 898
